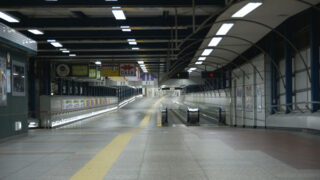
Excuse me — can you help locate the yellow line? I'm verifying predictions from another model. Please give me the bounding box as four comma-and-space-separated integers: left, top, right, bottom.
139, 96, 166, 128
70, 97, 165, 180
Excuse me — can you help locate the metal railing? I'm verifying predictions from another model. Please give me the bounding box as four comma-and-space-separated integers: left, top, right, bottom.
267, 101, 320, 114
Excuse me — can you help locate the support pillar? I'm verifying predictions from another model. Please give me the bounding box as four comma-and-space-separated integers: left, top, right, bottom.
310, 9, 320, 112
268, 34, 277, 114
285, 22, 293, 113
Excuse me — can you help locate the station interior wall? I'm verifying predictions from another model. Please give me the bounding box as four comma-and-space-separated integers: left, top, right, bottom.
0, 45, 29, 139
180, 39, 320, 131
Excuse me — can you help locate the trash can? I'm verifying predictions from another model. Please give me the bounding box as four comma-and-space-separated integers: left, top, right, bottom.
161, 108, 168, 126
187, 107, 200, 125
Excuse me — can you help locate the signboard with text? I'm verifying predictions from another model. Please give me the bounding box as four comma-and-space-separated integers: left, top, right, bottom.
102, 64, 119, 76
119, 63, 136, 76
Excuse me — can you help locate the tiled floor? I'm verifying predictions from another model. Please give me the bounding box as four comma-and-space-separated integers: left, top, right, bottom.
1, 98, 320, 180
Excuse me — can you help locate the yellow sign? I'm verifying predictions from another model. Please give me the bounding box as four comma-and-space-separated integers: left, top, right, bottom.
102, 64, 119, 76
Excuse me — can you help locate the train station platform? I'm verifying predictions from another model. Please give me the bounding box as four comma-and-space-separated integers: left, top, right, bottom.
1, 1, 320, 180
1, 98, 320, 180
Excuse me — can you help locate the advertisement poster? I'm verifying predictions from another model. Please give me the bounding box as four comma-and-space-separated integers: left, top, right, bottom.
256, 85, 263, 112
119, 63, 136, 76
236, 87, 243, 110
0, 57, 7, 106
63, 100, 73, 110
245, 85, 253, 112
89, 65, 96, 78
102, 64, 119, 76
86, 99, 90, 107
73, 100, 80, 109
6, 69, 11, 93
80, 100, 85, 108
12, 61, 25, 96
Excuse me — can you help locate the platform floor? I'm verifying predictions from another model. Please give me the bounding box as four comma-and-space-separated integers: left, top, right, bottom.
1, 97, 320, 180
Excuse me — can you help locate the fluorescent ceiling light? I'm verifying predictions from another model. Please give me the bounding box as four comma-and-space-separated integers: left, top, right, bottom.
69, 54, 76, 57
122, 28, 131, 32
137, 61, 144, 64
28, 29, 44, 35
232, 2, 263, 18
59, 48, 67, 51
216, 23, 234, 35
201, 49, 213, 56
127, 39, 136, 42
129, 41, 137, 45
132, 47, 139, 50
47, 39, 56, 43
189, 67, 197, 71
195, 61, 203, 65
112, 8, 126, 20
121, 26, 130, 29
51, 42, 63, 47
0, 11, 19, 23
95, 61, 102, 65
208, 37, 222, 47
198, 57, 206, 61
62, 50, 70, 53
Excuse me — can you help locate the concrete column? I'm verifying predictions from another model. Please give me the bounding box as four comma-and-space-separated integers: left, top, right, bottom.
285, 22, 293, 113
310, 9, 320, 112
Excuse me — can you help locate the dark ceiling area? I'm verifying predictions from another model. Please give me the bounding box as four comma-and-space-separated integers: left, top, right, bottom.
0, 0, 227, 73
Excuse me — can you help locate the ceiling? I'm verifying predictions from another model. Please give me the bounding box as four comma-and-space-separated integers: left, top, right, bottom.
188, 0, 320, 76
0, 0, 226, 74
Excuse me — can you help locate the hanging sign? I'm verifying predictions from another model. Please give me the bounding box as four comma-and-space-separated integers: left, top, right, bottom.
102, 64, 119, 76
119, 63, 136, 76
71, 65, 88, 77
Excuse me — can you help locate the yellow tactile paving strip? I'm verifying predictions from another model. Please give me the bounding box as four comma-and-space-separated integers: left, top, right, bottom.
70, 97, 165, 180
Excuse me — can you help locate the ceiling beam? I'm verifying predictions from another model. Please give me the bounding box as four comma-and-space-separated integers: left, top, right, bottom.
37, 39, 183, 44
8, 16, 210, 28
38, 48, 179, 52
0, 0, 225, 9
15, 26, 189, 31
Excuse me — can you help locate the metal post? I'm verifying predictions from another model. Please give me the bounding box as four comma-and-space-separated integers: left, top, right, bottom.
192, 0, 195, 33
285, 22, 293, 113
310, 9, 320, 112
71, 80, 75, 95
29, 58, 36, 118
175, 8, 178, 48
66, 80, 69, 95
57, 78, 62, 95
268, 34, 277, 114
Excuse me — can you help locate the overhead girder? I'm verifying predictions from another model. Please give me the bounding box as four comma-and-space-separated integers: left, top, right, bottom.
177, 34, 286, 88
177, 18, 312, 82
9, 16, 210, 29
0, 0, 225, 8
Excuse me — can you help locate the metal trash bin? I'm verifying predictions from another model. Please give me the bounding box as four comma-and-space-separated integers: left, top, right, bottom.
161, 108, 168, 126
187, 107, 200, 125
